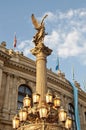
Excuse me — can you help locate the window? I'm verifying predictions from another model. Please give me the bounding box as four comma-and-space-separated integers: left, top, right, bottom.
85, 112, 86, 121
17, 84, 32, 109
68, 103, 77, 130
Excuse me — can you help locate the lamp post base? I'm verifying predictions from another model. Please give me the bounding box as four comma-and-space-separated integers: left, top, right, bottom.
17, 123, 65, 130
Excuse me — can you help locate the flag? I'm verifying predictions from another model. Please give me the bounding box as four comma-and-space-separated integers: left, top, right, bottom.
55, 57, 59, 71
13, 34, 17, 48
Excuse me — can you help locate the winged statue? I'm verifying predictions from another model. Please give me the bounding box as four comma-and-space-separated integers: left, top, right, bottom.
31, 14, 48, 46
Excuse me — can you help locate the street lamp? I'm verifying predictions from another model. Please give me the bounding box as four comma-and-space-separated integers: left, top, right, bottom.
65, 116, 72, 129
13, 115, 19, 129
13, 92, 72, 129
12, 14, 72, 130
53, 95, 61, 108
58, 107, 67, 122
19, 108, 27, 122
46, 90, 53, 105
39, 102, 48, 119
13, 93, 68, 127
23, 95, 31, 108
33, 92, 40, 104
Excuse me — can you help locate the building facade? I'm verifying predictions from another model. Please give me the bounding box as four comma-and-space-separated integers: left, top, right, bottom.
0, 42, 86, 130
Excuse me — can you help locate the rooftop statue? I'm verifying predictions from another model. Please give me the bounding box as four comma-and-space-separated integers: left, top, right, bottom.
31, 14, 48, 46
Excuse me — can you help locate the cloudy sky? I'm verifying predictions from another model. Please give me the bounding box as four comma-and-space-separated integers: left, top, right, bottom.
0, 0, 86, 91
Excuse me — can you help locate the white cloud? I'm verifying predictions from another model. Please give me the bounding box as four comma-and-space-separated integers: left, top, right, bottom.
17, 40, 34, 56
44, 31, 60, 48
17, 8, 86, 65
18, 41, 26, 49
44, 9, 86, 64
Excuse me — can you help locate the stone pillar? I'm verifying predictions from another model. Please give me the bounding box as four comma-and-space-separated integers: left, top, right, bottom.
11, 75, 18, 112
0, 73, 7, 111
36, 52, 47, 102
8, 74, 14, 111
3, 73, 10, 110
31, 43, 52, 104
0, 60, 3, 90
60, 94, 64, 107
64, 96, 68, 111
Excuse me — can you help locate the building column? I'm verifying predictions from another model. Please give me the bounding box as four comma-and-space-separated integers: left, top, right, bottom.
0, 60, 4, 110
11, 75, 18, 112
60, 94, 64, 107
3, 73, 10, 110
64, 95, 68, 111
0, 60, 3, 90
8, 74, 14, 111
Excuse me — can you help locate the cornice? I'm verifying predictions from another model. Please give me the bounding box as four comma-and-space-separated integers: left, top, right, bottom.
78, 90, 86, 103
0, 50, 11, 61
47, 69, 72, 91
5, 60, 36, 75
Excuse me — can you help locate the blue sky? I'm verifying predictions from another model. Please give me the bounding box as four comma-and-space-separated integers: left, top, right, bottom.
0, 0, 86, 91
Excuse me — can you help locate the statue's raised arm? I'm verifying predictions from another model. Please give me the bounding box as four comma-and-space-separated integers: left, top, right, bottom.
31, 14, 48, 46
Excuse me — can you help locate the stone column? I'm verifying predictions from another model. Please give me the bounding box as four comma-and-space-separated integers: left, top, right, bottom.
11, 75, 18, 112
8, 74, 14, 111
0, 60, 3, 91
31, 43, 52, 104
3, 73, 10, 110
64, 96, 68, 111
0, 73, 7, 108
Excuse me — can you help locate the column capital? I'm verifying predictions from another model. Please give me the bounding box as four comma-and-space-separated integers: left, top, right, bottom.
30, 43, 52, 57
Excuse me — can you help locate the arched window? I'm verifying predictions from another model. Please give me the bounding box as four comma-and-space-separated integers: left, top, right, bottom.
17, 84, 32, 109
85, 112, 86, 121
68, 103, 77, 130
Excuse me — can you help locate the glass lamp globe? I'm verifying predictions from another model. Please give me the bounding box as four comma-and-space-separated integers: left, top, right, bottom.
39, 102, 48, 119
23, 95, 31, 108
46, 90, 53, 105
12, 115, 19, 129
53, 95, 61, 108
19, 108, 27, 121
58, 107, 67, 122
65, 116, 72, 129
33, 92, 40, 104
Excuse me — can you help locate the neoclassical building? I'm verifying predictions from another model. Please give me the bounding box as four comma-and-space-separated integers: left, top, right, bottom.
0, 42, 86, 130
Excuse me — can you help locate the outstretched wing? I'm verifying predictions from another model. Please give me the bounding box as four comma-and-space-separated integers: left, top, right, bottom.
31, 14, 40, 29
41, 14, 48, 24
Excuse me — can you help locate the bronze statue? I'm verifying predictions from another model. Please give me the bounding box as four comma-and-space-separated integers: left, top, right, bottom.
31, 14, 48, 46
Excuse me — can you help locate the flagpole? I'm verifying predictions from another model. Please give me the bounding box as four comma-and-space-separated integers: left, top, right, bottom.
83, 80, 86, 92
72, 65, 75, 82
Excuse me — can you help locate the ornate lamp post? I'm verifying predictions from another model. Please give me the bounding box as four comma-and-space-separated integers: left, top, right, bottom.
12, 14, 72, 130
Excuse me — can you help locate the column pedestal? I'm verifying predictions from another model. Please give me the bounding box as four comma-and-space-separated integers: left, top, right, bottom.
17, 123, 65, 130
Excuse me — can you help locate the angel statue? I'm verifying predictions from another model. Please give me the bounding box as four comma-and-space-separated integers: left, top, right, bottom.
31, 14, 48, 46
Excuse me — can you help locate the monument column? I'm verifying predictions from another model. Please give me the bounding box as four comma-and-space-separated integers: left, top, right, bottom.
31, 14, 52, 104
31, 43, 52, 104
